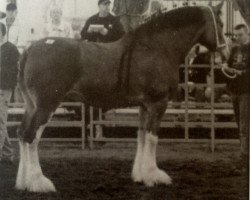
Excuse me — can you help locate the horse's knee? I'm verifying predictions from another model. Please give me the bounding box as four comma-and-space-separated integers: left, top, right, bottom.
18, 110, 47, 144
17, 127, 36, 144
23, 131, 36, 144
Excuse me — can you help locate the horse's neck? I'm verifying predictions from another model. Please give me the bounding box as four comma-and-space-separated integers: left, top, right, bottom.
137, 25, 202, 63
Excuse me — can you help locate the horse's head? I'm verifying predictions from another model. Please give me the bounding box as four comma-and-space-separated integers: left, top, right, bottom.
199, 1, 229, 62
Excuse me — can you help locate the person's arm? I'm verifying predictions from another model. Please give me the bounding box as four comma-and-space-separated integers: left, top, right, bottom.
105, 17, 125, 42
80, 18, 99, 41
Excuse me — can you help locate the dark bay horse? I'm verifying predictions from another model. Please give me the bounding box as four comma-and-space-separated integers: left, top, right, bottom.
16, 3, 229, 192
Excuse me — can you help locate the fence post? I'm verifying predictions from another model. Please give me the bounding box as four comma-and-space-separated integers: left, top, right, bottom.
81, 103, 85, 150
89, 106, 94, 149
210, 53, 216, 152
184, 56, 189, 142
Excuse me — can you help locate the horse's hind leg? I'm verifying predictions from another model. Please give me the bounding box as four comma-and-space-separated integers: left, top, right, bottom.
132, 105, 147, 182
16, 106, 56, 192
140, 99, 172, 187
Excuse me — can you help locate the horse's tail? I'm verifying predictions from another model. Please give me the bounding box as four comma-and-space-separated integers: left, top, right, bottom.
18, 49, 28, 82
18, 48, 35, 108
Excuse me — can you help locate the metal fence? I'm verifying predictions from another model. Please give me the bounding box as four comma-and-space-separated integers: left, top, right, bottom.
8, 102, 86, 149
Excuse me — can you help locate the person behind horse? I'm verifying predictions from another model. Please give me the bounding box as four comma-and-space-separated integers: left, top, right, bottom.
178, 45, 211, 103
4, 3, 19, 46
223, 24, 250, 168
81, 0, 124, 43
113, 0, 157, 32
80, 0, 125, 140
43, 6, 73, 38
193, 51, 230, 103
0, 22, 19, 164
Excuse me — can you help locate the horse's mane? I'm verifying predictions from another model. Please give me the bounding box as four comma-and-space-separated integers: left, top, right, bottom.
134, 6, 206, 36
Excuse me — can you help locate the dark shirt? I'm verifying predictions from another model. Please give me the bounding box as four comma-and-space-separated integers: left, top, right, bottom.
227, 42, 250, 94
113, 0, 150, 16
81, 13, 125, 43
0, 41, 19, 90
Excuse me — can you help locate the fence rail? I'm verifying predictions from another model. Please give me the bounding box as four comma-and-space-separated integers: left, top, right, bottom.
8, 102, 86, 149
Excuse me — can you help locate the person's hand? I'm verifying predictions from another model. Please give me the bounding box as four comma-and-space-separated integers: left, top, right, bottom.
100, 27, 108, 36
87, 27, 93, 33
234, 69, 243, 76
221, 63, 235, 74
220, 63, 238, 79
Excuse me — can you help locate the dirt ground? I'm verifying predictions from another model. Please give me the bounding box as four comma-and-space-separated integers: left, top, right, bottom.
0, 142, 249, 200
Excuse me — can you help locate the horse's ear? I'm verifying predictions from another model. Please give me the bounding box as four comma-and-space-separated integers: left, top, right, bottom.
214, 0, 225, 13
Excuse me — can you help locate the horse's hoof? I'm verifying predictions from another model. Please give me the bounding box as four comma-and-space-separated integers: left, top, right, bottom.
15, 182, 26, 191
132, 170, 143, 183
26, 174, 56, 193
142, 168, 172, 187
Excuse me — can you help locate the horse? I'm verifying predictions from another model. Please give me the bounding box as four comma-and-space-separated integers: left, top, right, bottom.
16, 2, 229, 193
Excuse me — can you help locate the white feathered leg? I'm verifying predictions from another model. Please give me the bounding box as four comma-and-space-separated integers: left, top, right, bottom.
141, 132, 172, 187
132, 130, 145, 182
15, 141, 28, 190
16, 126, 56, 192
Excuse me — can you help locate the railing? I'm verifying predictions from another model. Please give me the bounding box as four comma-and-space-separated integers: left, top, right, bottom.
8, 102, 86, 149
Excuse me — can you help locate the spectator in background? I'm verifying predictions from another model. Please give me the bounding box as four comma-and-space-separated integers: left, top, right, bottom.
178, 45, 230, 103
0, 10, 6, 19
223, 24, 250, 168
81, 0, 124, 43
5, 3, 19, 46
178, 45, 209, 102
195, 51, 230, 102
0, 22, 19, 164
44, 6, 73, 38
79, 0, 124, 142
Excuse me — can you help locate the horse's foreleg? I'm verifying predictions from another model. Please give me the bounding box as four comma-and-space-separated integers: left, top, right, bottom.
141, 100, 172, 187
132, 106, 147, 182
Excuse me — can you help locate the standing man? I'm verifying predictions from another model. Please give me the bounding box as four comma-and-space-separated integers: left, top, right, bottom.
0, 22, 19, 163
223, 24, 250, 167
81, 0, 124, 43
80, 0, 124, 142
5, 3, 19, 46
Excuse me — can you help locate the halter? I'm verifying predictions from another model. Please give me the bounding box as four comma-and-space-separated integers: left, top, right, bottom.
206, 6, 227, 50
205, 6, 237, 78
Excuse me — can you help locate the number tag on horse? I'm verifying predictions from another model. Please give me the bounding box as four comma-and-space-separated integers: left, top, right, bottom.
45, 39, 55, 44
